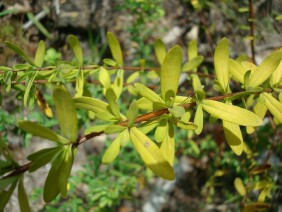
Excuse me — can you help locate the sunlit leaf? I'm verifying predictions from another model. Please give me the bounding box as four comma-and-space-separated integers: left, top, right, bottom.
188, 40, 198, 60
18, 175, 31, 212
105, 88, 121, 119
74, 96, 108, 113
99, 67, 111, 89
234, 177, 246, 196
130, 127, 175, 180
127, 100, 138, 127
4, 41, 35, 65
214, 38, 229, 91
67, 35, 83, 65
168, 105, 185, 118
160, 45, 182, 105
154, 119, 167, 143
154, 38, 166, 64
194, 104, 203, 134
202, 99, 262, 126
35, 89, 53, 118
104, 125, 126, 134
112, 69, 124, 99
102, 133, 122, 164
262, 92, 282, 123
75, 69, 84, 97
53, 85, 78, 142
24, 72, 38, 107
107, 32, 123, 66
176, 120, 197, 130
228, 58, 246, 84
18, 120, 69, 144
34, 40, 45, 67
271, 59, 282, 86
223, 120, 243, 156
134, 83, 165, 104
182, 56, 203, 72
248, 50, 282, 88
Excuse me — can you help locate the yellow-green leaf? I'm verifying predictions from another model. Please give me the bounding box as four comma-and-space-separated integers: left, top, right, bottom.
194, 104, 203, 134
154, 38, 166, 64
67, 35, 83, 65
228, 58, 246, 84
160, 121, 175, 165
24, 72, 38, 107
234, 177, 246, 196
34, 40, 45, 67
202, 99, 262, 126
248, 50, 282, 88
53, 85, 78, 142
134, 83, 165, 104
214, 38, 229, 91
18, 120, 69, 144
188, 40, 198, 60
223, 121, 243, 156
74, 96, 108, 113
127, 100, 138, 127
168, 105, 185, 118
105, 88, 121, 119
160, 45, 182, 104
102, 133, 122, 164
107, 32, 123, 66
270, 59, 282, 86
75, 69, 84, 97
18, 175, 31, 212
112, 69, 124, 99
262, 92, 282, 123
99, 67, 111, 89
154, 119, 167, 143
130, 127, 175, 180
182, 56, 203, 72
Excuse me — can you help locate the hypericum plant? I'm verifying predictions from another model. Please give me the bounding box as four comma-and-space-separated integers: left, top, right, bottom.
0, 30, 281, 211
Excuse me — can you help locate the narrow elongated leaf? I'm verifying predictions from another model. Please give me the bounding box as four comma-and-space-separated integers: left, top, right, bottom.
0, 178, 18, 210
53, 85, 78, 142
105, 88, 121, 118
214, 38, 229, 91
188, 40, 198, 60
74, 97, 108, 113
18, 120, 69, 144
270, 59, 282, 86
24, 72, 38, 107
127, 100, 138, 127
99, 67, 111, 89
202, 99, 262, 126
154, 119, 167, 143
130, 127, 175, 180
160, 45, 182, 104
234, 177, 246, 196
18, 175, 31, 212
75, 69, 84, 97
0, 176, 19, 192
134, 83, 165, 104
223, 121, 243, 155
4, 41, 35, 65
228, 58, 246, 84
34, 40, 45, 67
248, 50, 282, 88
67, 35, 83, 65
112, 69, 124, 99
160, 121, 175, 165
182, 56, 204, 72
107, 32, 123, 66
194, 104, 203, 134
154, 38, 166, 64
104, 125, 126, 134
176, 120, 197, 130
262, 92, 282, 123
0, 66, 13, 71
102, 133, 122, 164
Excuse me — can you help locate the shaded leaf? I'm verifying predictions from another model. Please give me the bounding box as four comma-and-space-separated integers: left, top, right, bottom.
176, 120, 197, 130
75, 69, 84, 97
107, 32, 123, 66
18, 175, 31, 212
160, 121, 175, 165
202, 99, 262, 126
102, 133, 122, 164
130, 127, 175, 180
18, 120, 69, 144
223, 120, 243, 156
154, 119, 167, 143
67, 35, 83, 65
0, 178, 18, 210
24, 72, 38, 107
0, 176, 19, 192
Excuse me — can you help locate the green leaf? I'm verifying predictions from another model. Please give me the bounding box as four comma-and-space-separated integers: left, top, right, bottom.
0, 176, 19, 192
127, 100, 138, 127
154, 119, 167, 143
34, 40, 46, 67
107, 32, 123, 66
262, 92, 282, 123
67, 35, 83, 65
104, 125, 126, 134
214, 38, 229, 91
18, 120, 69, 144
168, 105, 185, 118
270, 59, 282, 86
194, 104, 203, 134
112, 69, 124, 99
160, 121, 175, 165
202, 99, 262, 126
24, 72, 38, 107
223, 121, 243, 156
248, 50, 282, 88
234, 177, 246, 196
134, 83, 165, 104
160, 45, 182, 105
228, 58, 246, 84
0, 178, 18, 210
176, 120, 197, 130
75, 69, 84, 97
182, 56, 204, 72
130, 127, 175, 180
154, 38, 166, 64
102, 133, 122, 164
4, 41, 35, 65
27, 147, 63, 172
74, 96, 108, 113
105, 88, 121, 119
53, 85, 78, 142
188, 40, 198, 60
99, 67, 111, 89
18, 175, 31, 212
85, 124, 109, 134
